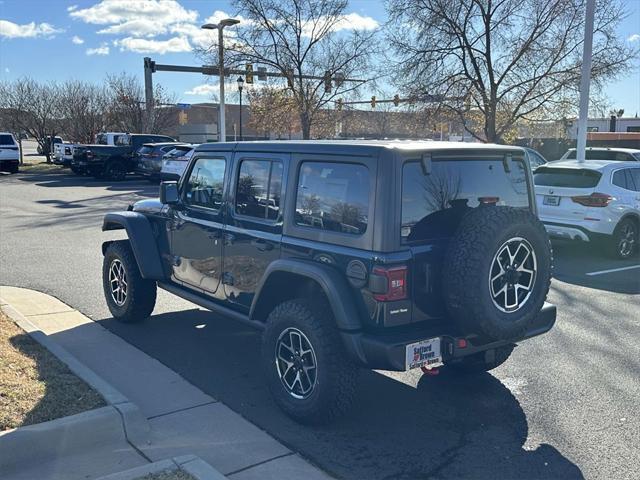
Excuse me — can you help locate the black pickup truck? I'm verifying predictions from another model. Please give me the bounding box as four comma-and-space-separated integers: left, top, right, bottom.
71, 133, 176, 180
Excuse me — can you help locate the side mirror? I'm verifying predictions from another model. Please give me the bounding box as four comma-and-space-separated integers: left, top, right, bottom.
160, 181, 179, 205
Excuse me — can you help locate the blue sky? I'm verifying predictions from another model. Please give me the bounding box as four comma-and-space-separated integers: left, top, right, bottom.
1, 0, 639, 116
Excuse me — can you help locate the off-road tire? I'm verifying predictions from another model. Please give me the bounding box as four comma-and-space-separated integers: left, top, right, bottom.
102, 240, 156, 323
262, 298, 359, 424
70, 165, 82, 175
447, 345, 515, 374
607, 218, 639, 259
103, 160, 127, 181
442, 206, 552, 341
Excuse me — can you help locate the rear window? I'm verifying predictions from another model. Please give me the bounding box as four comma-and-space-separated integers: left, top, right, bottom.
401, 159, 530, 242
534, 167, 601, 188
0, 134, 15, 145
138, 146, 153, 155
295, 162, 369, 235
565, 150, 635, 161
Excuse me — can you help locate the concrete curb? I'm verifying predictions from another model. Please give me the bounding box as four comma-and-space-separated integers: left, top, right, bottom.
96, 455, 228, 480
0, 298, 151, 461
0, 406, 126, 473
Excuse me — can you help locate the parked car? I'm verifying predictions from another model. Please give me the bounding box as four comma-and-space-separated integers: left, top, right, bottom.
523, 147, 548, 169
101, 141, 556, 424
534, 159, 640, 258
134, 142, 185, 181
559, 147, 640, 162
37, 135, 63, 156
72, 133, 176, 180
0, 132, 20, 173
160, 144, 198, 181
53, 142, 76, 166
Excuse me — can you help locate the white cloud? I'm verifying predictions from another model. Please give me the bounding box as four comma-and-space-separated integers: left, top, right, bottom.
98, 19, 167, 37
86, 43, 110, 55
4, 67, 9, 73
301, 13, 379, 37
628, 34, 640, 43
67, 5, 78, 12
185, 84, 219, 96
71, 35, 84, 44
168, 23, 214, 49
70, 0, 197, 26
203, 10, 249, 27
0, 20, 63, 39
114, 36, 191, 54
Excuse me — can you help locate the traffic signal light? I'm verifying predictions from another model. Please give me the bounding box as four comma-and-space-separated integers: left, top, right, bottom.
371, 96, 376, 108
393, 94, 400, 106
324, 70, 332, 93
245, 64, 253, 84
337, 98, 343, 111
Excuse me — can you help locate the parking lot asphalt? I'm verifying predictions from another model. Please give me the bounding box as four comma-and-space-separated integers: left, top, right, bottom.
1, 168, 638, 480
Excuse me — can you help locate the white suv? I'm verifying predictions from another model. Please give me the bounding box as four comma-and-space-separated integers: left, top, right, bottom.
559, 147, 640, 162
534, 160, 640, 258
0, 132, 20, 173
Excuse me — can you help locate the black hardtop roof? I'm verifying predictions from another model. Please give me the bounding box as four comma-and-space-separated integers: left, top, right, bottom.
196, 140, 524, 156
142, 142, 185, 147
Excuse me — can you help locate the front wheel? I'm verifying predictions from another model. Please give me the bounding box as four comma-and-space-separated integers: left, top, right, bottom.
262, 298, 359, 424
102, 241, 156, 323
608, 218, 639, 259
104, 160, 127, 181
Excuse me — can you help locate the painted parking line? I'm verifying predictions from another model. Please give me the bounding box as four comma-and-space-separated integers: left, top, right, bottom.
586, 265, 640, 276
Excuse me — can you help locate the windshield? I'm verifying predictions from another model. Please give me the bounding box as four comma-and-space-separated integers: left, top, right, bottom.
116, 135, 131, 146
0, 134, 15, 145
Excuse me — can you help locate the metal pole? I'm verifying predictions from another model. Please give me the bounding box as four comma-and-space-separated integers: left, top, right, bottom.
143, 57, 154, 133
218, 28, 226, 142
239, 88, 243, 141
576, 0, 596, 163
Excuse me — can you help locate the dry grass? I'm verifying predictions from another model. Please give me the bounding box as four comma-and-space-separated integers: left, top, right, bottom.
0, 310, 105, 431
18, 161, 64, 174
136, 470, 196, 480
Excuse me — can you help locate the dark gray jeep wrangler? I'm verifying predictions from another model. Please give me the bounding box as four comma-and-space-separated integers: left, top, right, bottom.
101, 140, 555, 424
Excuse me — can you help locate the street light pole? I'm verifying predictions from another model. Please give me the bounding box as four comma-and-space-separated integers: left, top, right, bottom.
237, 76, 244, 141
576, 0, 596, 164
202, 18, 240, 143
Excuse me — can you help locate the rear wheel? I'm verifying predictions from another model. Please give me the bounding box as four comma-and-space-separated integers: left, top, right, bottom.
102, 241, 156, 323
608, 218, 638, 259
262, 298, 359, 424
104, 160, 127, 181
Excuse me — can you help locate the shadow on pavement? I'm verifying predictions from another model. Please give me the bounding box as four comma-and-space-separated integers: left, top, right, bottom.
551, 240, 640, 294
99, 309, 583, 480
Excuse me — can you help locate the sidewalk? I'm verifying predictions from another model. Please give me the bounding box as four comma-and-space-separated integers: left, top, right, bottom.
0, 286, 332, 480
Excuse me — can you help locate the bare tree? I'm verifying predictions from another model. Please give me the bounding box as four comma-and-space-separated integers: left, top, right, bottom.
217, 0, 377, 139
59, 81, 108, 143
386, 0, 637, 143
247, 86, 300, 138
104, 73, 178, 134
0, 78, 62, 162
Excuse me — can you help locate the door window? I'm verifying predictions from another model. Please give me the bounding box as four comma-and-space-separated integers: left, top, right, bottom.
295, 162, 369, 235
628, 169, 640, 192
183, 158, 226, 210
235, 159, 283, 220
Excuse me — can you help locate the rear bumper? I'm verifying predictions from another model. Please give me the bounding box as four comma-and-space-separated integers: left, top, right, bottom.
542, 221, 611, 242
340, 303, 557, 371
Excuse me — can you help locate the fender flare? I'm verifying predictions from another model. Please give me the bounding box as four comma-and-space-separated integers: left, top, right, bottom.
102, 212, 165, 280
250, 258, 363, 331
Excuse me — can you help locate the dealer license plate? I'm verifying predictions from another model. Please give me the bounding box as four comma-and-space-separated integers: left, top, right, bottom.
543, 195, 560, 206
405, 337, 443, 370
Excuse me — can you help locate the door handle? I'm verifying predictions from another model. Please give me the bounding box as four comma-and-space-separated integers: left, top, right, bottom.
253, 239, 274, 251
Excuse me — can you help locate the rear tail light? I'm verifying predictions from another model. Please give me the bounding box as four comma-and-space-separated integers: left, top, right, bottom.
571, 192, 612, 207
372, 266, 408, 301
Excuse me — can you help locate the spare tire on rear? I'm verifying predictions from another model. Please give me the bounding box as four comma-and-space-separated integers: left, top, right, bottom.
442, 206, 552, 341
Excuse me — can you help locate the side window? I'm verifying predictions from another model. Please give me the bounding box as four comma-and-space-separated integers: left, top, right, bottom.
612, 170, 628, 189
295, 162, 369, 235
183, 158, 226, 210
626, 169, 639, 192
235, 159, 283, 220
